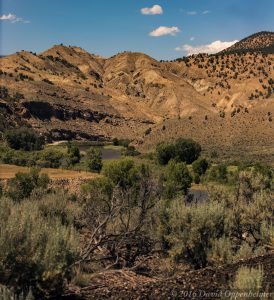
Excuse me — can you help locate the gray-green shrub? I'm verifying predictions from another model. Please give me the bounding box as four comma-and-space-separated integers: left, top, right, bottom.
159, 170, 273, 268
0, 197, 80, 298
231, 266, 264, 298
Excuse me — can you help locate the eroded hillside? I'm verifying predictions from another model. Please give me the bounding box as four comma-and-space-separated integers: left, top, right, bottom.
0, 32, 274, 159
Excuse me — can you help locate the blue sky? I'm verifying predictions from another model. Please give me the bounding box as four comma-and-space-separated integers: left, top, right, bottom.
1, 0, 274, 60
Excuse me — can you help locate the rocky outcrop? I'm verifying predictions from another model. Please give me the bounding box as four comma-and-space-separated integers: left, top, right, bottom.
22, 100, 113, 122
48, 129, 106, 141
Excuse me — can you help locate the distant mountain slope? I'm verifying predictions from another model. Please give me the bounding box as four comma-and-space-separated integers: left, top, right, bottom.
221, 31, 274, 54
0, 36, 274, 156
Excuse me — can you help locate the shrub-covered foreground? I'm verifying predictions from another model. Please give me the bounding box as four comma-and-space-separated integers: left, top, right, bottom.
0, 158, 273, 298
0, 194, 80, 298
159, 179, 273, 268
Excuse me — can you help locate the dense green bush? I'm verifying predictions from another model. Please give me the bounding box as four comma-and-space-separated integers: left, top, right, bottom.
102, 159, 141, 189
192, 158, 209, 183
6, 168, 49, 201
67, 142, 81, 166
36, 149, 64, 168
4, 128, 44, 151
156, 138, 201, 165
156, 142, 175, 165
0, 147, 37, 166
113, 138, 131, 148
192, 158, 209, 176
85, 147, 102, 172
0, 196, 79, 298
164, 160, 192, 198
174, 138, 201, 164
82, 176, 113, 202
0, 146, 64, 168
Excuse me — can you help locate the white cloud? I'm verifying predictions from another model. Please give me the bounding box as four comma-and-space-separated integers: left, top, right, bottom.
181, 10, 210, 16
0, 13, 30, 23
150, 26, 180, 37
187, 11, 197, 16
141, 5, 163, 15
0, 13, 16, 21
190, 36, 195, 41
175, 40, 239, 55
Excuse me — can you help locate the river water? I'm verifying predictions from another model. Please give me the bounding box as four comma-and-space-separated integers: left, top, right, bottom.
78, 145, 121, 160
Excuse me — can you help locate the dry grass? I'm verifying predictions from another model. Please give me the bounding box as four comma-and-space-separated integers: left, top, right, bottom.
0, 164, 98, 180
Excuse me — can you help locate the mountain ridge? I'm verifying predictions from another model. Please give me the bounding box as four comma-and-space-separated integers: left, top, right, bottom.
220, 31, 274, 54
0, 32, 274, 161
